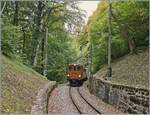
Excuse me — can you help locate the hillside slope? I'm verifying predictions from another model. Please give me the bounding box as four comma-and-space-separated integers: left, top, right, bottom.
94, 48, 149, 89
1, 55, 50, 114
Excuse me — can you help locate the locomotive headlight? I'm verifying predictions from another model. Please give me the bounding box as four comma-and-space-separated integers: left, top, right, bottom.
78, 75, 81, 77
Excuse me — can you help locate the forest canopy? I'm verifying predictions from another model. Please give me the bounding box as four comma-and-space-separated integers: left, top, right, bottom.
1, 1, 85, 83
78, 0, 149, 73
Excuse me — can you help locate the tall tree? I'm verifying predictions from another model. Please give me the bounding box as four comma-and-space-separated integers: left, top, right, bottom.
13, 1, 19, 26
31, 1, 44, 66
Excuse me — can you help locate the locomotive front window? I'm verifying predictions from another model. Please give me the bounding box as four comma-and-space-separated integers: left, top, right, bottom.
77, 66, 80, 71
74, 66, 76, 71
69, 66, 72, 71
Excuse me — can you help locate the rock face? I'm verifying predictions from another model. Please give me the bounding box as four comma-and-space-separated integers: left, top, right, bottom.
88, 77, 149, 114
31, 81, 57, 114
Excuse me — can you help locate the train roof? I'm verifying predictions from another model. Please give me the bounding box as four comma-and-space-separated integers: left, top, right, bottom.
68, 64, 83, 66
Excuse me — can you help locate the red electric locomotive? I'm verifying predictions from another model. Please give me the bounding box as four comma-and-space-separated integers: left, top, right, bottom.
66, 64, 87, 86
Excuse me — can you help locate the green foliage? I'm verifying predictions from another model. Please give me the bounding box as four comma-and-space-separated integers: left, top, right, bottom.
111, 37, 129, 59
79, 0, 149, 74
1, 24, 22, 56
1, 1, 84, 83
112, 0, 149, 47
46, 33, 76, 83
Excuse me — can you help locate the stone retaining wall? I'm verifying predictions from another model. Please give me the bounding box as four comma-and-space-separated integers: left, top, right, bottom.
31, 81, 57, 114
88, 77, 149, 114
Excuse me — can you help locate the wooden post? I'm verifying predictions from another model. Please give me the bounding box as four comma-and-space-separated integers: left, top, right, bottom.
0, 2, 1, 100
87, 33, 90, 79
43, 27, 48, 76
107, 0, 112, 77
90, 41, 92, 77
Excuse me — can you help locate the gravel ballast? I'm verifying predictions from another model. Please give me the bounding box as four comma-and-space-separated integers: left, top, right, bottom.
48, 84, 123, 114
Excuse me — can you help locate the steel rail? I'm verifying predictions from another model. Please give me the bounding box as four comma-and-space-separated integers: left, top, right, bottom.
77, 87, 101, 114
69, 86, 82, 114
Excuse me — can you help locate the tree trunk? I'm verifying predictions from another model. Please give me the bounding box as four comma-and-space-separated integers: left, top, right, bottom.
121, 25, 136, 54
13, 1, 18, 26
128, 38, 135, 54
33, 38, 42, 67
41, 33, 44, 69
43, 27, 48, 76
31, 1, 43, 66
0, 2, 6, 15
22, 27, 26, 54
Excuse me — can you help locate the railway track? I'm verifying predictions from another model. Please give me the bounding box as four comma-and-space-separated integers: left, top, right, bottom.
69, 87, 82, 114
69, 86, 101, 114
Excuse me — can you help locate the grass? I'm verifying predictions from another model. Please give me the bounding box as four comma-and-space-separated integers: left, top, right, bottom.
94, 48, 149, 89
3, 56, 45, 77
1, 55, 49, 114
